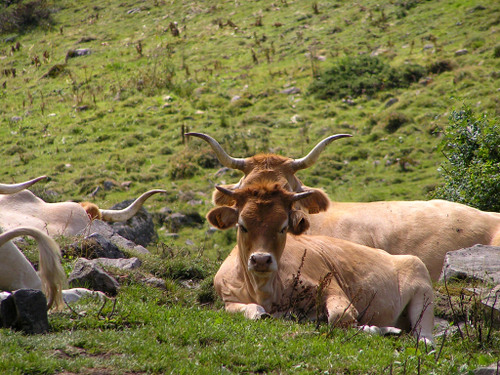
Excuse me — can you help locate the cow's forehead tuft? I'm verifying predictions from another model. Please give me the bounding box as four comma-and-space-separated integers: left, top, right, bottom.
251, 154, 291, 167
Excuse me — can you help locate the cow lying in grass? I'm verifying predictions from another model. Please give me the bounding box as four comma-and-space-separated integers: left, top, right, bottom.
207, 182, 434, 344
188, 132, 500, 281
0, 176, 166, 237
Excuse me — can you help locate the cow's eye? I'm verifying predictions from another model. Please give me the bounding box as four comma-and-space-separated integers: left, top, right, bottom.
279, 226, 287, 234
239, 224, 248, 233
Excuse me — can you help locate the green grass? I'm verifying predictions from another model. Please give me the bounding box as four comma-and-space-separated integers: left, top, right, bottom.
1, 0, 499, 373
0, 282, 497, 374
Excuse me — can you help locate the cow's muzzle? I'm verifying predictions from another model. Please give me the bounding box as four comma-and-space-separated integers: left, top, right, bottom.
248, 252, 277, 273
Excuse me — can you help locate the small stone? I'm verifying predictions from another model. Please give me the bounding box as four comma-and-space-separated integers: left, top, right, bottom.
455, 49, 469, 56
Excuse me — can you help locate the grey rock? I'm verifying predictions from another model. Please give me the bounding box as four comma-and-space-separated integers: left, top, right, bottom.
472, 363, 500, 375
82, 219, 150, 254
0, 289, 49, 334
70, 232, 125, 259
109, 199, 157, 247
385, 98, 399, 108
110, 233, 150, 254
439, 245, 500, 284
159, 211, 204, 233
68, 258, 120, 296
142, 277, 166, 289
4, 35, 18, 43
92, 257, 142, 270
481, 285, 500, 327
66, 48, 92, 59
280, 87, 301, 95
455, 49, 469, 56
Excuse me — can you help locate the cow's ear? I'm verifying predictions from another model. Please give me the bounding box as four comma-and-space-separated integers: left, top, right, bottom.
288, 210, 310, 235
212, 184, 237, 206
207, 206, 238, 230
297, 188, 329, 214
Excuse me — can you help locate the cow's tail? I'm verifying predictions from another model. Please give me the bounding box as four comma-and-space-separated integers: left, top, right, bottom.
99, 189, 166, 222
0, 227, 67, 310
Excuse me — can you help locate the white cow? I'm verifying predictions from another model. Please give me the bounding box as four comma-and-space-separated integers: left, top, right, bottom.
0, 177, 166, 237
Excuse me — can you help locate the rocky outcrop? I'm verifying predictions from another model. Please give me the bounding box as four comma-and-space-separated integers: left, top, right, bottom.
68, 258, 120, 296
439, 245, 500, 284
108, 199, 157, 247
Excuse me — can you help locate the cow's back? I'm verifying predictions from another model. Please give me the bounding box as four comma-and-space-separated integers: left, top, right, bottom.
306, 199, 500, 280
280, 235, 408, 326
0, 191, 89, 236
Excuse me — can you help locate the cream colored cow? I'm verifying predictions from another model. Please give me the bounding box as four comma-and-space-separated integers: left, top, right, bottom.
208, 182, 434, 343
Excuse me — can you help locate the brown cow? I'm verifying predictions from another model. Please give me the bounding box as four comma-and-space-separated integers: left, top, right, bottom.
207, 182, 434, 344
188, 133, 500, 280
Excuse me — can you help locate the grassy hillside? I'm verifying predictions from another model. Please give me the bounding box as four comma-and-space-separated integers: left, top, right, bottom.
2, 0, 499, 249
1, 0, 499, 373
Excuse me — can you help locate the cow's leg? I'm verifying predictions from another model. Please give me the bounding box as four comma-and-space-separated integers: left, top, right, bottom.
407, 287, 434, 345
398, 256, 435, 345
324, 293, 358, 327
324, 295, 401, 336
224, 302, 270, 320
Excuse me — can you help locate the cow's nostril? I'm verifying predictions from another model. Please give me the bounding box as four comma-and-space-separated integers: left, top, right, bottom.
250, 255, 257, 264
266, 257, 272, 264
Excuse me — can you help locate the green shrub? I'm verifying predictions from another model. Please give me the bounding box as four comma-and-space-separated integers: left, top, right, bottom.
433, 105, 500, 211
494, 45, 500, 58
0, 0, 53, 33
428, 60, 454, 74
308, 55, 425, 100
383, 111, 410, 133
399, 63, 427, 83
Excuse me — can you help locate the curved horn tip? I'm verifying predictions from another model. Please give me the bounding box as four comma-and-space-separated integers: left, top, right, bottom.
215, 185, 235, 196
326, 133, 353, 141
292, 190, 314, 202
147, 189, 167, 194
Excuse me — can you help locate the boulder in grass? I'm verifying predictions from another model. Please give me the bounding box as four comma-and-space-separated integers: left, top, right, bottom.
0, 289, 49, 334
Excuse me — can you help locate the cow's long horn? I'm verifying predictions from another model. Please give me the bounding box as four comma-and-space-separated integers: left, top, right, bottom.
0, 175, 47, 194
290, 134, 352, 171
100, 189, 166, 222
185, 132, 246, 171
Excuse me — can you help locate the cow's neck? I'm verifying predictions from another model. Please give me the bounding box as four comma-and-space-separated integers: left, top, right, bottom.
239, 256, 283, 312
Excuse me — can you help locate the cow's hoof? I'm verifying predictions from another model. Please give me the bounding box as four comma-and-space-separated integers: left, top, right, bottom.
419, 337, 435, 347
379, 327, 402, 336
258, 312, 272, 320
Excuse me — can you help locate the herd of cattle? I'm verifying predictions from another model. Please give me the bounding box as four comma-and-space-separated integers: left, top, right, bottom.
2, 133, 500, 344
